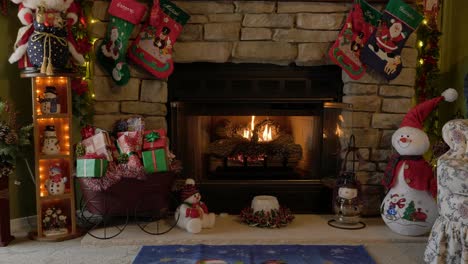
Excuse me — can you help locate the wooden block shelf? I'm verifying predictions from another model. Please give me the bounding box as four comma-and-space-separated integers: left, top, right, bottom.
24, 73, 79, 241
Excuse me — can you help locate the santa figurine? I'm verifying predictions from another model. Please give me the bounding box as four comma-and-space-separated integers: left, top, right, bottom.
175, 178, 216, 234
381, 88, 458, 236
8, 0, 85, 73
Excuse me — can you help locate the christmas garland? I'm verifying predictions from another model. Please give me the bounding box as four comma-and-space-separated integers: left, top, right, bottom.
240, 207, 294, 228
415, 1, 442, 139
71, 0, 94, 127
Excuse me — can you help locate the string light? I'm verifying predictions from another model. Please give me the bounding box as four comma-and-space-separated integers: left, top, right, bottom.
418, 40, 424, 47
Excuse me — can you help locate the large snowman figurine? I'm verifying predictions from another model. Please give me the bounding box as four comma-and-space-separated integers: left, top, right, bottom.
175, 178, 216, 234
381, 88, 458, 236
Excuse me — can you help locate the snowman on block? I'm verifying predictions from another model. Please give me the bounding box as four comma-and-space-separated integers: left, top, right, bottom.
175, 178, 216, 234
381, 88, 458, 236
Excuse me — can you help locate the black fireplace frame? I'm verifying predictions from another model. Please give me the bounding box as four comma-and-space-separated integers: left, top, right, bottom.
168, 63, 344, 213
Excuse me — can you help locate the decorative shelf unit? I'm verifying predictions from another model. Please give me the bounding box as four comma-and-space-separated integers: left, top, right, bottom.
22, 73, 79, 241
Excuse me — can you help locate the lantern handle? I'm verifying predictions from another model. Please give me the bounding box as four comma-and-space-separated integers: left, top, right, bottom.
341, 134, 357, 179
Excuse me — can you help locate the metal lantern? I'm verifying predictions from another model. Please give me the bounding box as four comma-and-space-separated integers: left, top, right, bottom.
328, 135, 366, 230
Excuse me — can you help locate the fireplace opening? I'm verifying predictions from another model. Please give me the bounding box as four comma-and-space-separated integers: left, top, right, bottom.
168, 63, 350, 213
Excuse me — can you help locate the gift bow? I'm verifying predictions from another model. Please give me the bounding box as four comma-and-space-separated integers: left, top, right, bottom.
145, 131, 161, 142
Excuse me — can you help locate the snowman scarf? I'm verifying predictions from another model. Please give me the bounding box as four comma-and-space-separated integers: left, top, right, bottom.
383, 154, 423, 189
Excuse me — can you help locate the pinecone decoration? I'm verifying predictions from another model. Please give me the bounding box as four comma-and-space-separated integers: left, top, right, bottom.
75, 143, 86, 157
4, 132, 18, 145
117, 153, 129, 164
0, 162, 14, 178
0, 122, 10, 142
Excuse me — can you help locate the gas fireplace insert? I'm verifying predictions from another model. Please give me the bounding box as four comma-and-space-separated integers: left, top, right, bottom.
168, 63, 351, 213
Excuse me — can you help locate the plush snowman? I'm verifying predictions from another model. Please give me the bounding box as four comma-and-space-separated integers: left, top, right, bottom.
381, 88, 458, 236
45, 163, 67, 195
39, 86, 60, 114
42, 125, 60, 155
175, 178, 216, 234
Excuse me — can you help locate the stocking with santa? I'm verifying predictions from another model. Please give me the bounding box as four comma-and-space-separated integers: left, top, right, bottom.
360, 0, 423, 80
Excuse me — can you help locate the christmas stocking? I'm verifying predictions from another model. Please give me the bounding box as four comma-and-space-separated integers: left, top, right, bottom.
128, 0, 190, 79
96, 0, 146, 86
328, 0, 381, 80
360, 0, 423, 80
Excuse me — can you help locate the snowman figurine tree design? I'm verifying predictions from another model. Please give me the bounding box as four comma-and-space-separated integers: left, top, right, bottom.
381, 88, 458, 236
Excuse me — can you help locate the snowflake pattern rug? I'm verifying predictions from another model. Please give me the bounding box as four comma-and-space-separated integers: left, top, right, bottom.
133, 244, 376, 264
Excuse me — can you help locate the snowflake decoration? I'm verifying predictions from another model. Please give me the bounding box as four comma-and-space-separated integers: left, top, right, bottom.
163, 17, 169, 23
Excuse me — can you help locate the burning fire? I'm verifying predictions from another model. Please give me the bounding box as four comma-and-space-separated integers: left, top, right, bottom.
242, 116, 273, 142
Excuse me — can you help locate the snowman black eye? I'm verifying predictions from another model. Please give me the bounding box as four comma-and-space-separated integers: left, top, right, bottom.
406, 135, 409, 137
400, 135, 403, 137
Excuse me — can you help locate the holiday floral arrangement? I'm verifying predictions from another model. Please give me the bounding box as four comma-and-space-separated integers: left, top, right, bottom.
240, 207, 294, 228
76, 116, 181, 192
42, 207, 68, 235
0, 99, 33, 179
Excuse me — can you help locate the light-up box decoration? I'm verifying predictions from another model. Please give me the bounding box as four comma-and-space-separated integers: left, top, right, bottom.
34, 77, 68, 116
39, 159, 71, 198
37, 118, 70, 156
40, 198, 72, 237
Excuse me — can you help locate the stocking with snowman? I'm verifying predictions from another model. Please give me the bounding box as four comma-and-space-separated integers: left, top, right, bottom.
381, 88, 458, 236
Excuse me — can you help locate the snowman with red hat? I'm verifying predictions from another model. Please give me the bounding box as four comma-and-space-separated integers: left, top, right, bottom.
175, 178, 216, 233
381, 88, 458, 236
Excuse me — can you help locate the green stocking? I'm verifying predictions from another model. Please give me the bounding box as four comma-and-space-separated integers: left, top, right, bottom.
96, 0, 146, 86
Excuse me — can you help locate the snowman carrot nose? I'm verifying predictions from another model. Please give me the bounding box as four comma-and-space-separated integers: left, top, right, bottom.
400, 137, 411, 143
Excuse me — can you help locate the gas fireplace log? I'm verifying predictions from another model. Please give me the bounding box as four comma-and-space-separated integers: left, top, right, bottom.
208, 138, 302, 161
208, 138, 246, 157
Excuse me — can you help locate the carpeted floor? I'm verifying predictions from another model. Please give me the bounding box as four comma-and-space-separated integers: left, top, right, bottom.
0, 215, 428, 264
81, 214, 428, 246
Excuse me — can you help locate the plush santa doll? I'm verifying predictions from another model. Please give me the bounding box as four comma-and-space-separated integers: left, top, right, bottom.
175, 178, 215, 234
8, 0, 84, 73
381, 88, 458, 236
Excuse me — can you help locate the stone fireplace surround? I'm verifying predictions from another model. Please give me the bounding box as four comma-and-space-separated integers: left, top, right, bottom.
90, 1, 418, 215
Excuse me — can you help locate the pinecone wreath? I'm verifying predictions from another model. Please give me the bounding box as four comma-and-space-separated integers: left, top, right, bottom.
0, 122, 10, 142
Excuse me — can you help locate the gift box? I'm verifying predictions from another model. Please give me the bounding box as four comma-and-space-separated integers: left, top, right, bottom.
117, 131, 143, 157
143, 129, 167, 150
81, 131, 114, 161
76, 159, 108, 178
142, 149, 168, 173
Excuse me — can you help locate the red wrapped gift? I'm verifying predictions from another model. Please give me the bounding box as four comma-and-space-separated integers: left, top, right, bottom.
81, 131, 114, 161
117, 131, 143, 157
80, 125, 95, 140
116, 133, 144, 171
143, 129, 167, 150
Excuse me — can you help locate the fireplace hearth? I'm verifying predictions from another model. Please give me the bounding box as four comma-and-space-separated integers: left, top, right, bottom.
168, 63, 350, 213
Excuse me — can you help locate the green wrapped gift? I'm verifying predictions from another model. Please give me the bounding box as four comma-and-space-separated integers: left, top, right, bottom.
76, 159, 108, 178
142, 149, 168, 173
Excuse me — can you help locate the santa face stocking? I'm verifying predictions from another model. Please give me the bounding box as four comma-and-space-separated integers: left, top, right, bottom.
128, 0, 190, 79
360, 0, 423, 80
96, 0, 146, 86
328, 0, 381, 80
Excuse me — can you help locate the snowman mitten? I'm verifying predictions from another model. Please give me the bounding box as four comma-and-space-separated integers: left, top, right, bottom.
96, 0, 146, 86
360, 0, 423, 80
328, 0, 380, 80
128, 0, 190, 79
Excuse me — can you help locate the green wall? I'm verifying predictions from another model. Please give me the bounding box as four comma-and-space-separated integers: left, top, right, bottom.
1, 8, 36, 219
439, 0, 468, 120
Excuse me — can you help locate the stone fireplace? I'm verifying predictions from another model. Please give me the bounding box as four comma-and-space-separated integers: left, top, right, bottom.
90, 1, 418, 215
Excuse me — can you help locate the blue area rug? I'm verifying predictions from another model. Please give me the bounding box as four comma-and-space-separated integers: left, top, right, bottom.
133, 244, 376, 264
